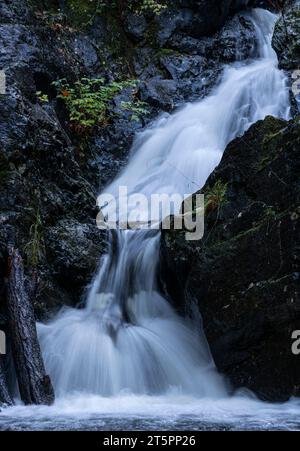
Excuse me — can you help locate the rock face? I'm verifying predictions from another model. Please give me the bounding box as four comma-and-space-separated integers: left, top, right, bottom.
135, 6, 256, 106
160, 0, 272, 40
272, 2, 300, 111
161, 116, 300, 401
272, 2, 300, 70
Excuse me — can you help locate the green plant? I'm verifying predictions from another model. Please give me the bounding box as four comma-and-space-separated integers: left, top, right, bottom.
265, 206, 277, 219
97, 0, 167, 15
120, 100, 149, 121
205, 180, 228, 213
66, 0, 103, 26
36, 91, 49, 103
24, 211, 45, 267
53, 77, 145, 132
137, 0, 167, 15
155, 48, 181, 59
66, 0, 166, 26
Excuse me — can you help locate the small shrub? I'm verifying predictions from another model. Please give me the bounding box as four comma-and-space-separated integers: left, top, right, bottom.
66, 0, 167, 26
53, 77, 147, 132
120, 100, 149, 121
36, 91, 49, 103
66, 0, 102, 26
137, 0, 167, 15
97, 0, 167, 15
24, 211, 45, 267
205, 180, 228, 214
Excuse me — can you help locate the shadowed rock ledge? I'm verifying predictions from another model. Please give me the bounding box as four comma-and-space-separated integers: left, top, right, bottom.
160, 115, 300, 401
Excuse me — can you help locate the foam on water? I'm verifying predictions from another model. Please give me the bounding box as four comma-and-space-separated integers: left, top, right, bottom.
1, 395, 300, 430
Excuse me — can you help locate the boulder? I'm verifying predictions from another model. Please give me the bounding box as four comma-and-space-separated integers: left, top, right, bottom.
161, 116, 300, 401
139, 78, 177, 110
45, 220, 106, 302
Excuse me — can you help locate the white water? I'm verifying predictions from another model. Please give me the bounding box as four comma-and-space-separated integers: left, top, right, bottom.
1, 8, 296, 429
1, 394, 300, 431
100, 9, 290, 224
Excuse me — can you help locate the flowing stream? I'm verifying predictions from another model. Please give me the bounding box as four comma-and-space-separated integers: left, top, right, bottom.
1, 8, 299, 431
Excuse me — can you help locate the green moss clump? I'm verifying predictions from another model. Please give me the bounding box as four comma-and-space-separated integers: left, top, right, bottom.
66, 0, 101, 26
204, 180, 228, 213
156, 48, 181, 59
255, 117, 287, 171
65, 0, 166, 27
24, 211, 45, 267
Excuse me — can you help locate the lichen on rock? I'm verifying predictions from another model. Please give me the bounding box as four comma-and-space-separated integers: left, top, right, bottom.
160, 115, 300, 401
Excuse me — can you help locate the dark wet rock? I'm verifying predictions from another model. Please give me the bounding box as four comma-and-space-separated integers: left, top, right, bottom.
0, 91, 104, 316
161, 116, 300, 401
92, 123, 142, 190
212, 15, 256, 62
133, 47, 166, 80
128, 1, 257, 104
124, 12, 149, 43
163, 0, 250, 39
140, 78, 177, 110
159, 53, 206, 81
167, 15, 256, 63
134, 12, 256, 105
0, 0, 31, 24
153, 13, 256, 103
124, 0, 254, 49
272, 2, 300, 70
69, 34, 101, 73
167, 33, 212, 56
158, 53, 220, 103
272, 2, 300, 111
45, 220, 106, 303
154, 8, 193, 47
166, 12, 256, 62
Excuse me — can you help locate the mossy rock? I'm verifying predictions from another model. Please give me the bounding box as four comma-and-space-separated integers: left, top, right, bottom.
161, 115, 300, 401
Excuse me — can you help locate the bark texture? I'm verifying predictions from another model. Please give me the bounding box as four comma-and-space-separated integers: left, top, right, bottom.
6, 246, 54, 405
0, 359, 13, 406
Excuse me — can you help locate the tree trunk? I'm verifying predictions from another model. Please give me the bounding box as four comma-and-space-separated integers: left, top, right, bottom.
6, 246, 55, 406
0, 358, 13, 406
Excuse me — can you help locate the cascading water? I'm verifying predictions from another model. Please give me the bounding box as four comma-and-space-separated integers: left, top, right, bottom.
39, 229, 224, 397
37, 9, 290, 400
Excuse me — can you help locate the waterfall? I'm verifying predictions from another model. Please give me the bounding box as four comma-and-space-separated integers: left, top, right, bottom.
37, 9, 290, 399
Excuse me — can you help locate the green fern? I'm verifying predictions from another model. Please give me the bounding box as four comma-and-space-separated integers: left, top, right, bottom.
53, 77, 146, 132
205, 180, 228, 213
